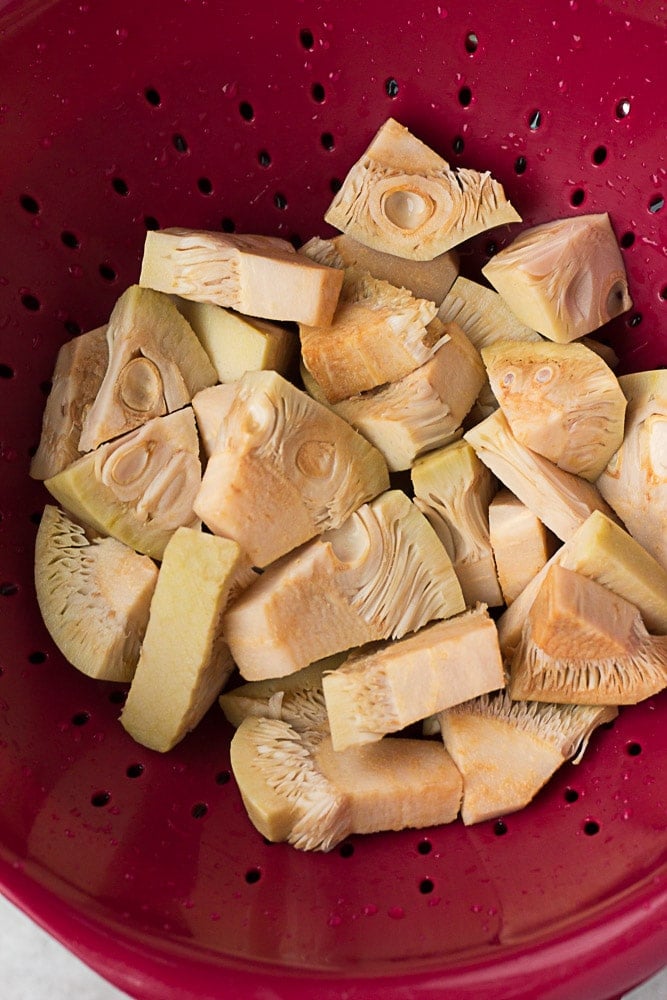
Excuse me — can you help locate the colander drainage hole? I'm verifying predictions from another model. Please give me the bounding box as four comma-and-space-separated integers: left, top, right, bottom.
583, 820, 600, 836
274, 192, 288, 210
239, 101, 254, 122
0, 364, 14, 378
172, 134, 188, 154
417, 838, 432, 855
64, 319, 82, 336
71, 711, 90, 726
620, 231, 635, 249
221, 217, 235, 233
144, 216, 159, 231
321, 132, 334, 151
626, 741, 642, 756
453, 136, 465, 155
493, 820, 508, 836
29, 511, 43, 526
419, 878, 434, 894
627, 312, 643, 328
28, 651, 47, 664
245, 867, 261, 884
311, 82, 325, 103
60, 231, 80, 249
338, 841, 354, 858
198, 177, 213, 196
144, 87, 161, 107
99, 264, 117, 283
564, 788, 579, 803
570, 188, 586, 207
258, 150, 271, 168
649, 194, 664, 214
330, 177, 342, 194
0, 582, 18, 597
91, 791, 111, 808
111, 177, 129, 197
592, 145, 607, 165
616, 98, 631, 119
126, 763, 144, 778
458, 86, 472, 108
465, 31, 479, 54
659, 285, 667, 301
108, 689, 127, 706
21, 294, 40, 312
19, 194, 40, 214
528, 109, 542, 130
514, 156, 527, 174
215, 769, 231, 785
299, 28, 314, 50
385, 77, 399, 98
191, 802, 208, 819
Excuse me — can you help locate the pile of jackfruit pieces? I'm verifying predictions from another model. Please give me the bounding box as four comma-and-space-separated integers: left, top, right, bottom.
32, 118, 667, 851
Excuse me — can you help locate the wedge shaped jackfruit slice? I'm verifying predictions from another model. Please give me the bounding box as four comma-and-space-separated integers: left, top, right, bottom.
300, 269, 445, 403
223, 489, 466, 680
191, 383, 238, 458
439, 692, 617, 824
510, 565, 667, 704
120, 527, 243, 751
140, 228, 343, 327
481, 213, 632, 343
194, 370, 389, 566
488, 488, 558, 606
597, 370, 667, 571
324, 118, 520, 261
464, 409, 617, 542
30, 326, 109, 480
482, 339, 626, 481
45, 408, 202, 560
412, 440, 503, 606
323, 607, 504, 751
78, 286, 217, 452
35, 505, 158, 681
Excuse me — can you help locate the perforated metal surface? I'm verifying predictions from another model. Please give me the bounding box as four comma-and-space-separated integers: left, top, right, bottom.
0, 2, 665, 998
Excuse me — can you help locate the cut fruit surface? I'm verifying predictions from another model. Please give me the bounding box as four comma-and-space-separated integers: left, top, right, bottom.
488, 488, 558, 606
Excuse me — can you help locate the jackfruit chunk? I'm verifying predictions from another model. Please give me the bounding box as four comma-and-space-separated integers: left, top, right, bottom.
78, 286, 217, 452
325, 118, 520, 261
482, 339, 627, 481
30, 326, 109, 480
439, 692, 617, 824
173, 299, 296, 383
481, 213, 632, 343
44, 408, 201, 560
300, 233, 459, 304
497, 511, 667, 659
437, 276, 541, 353
139, 228, 343, 327
323, 607, 504, 751
509, 565, 667, 705
300, 270, 445, 403
464, 409, 617, 543
230, 716, 462, 850
223, 490, 466, 680
597, 370, 667, 571
302, 321, 484, 471
120, 528, 243, 751
193, 370, 389, 567
191, 383, 238, 458
488, 488, 558, 606
35, 505, 158, 681
412, 440, 503, 607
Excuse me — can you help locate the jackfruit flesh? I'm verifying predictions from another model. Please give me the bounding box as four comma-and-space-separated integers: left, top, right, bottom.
488, 488, 558, 606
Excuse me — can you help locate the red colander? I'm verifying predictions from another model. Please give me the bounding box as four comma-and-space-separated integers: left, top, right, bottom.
0, 1, 665, 997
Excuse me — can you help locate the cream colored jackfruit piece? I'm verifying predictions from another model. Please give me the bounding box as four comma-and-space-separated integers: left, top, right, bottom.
140, 228, 343, 327
497, 511, 667, 659
597, 370, 667, 571
509, 565, 667, 704
193, 370, 389, 567
30, 326, 109, 480
219, 656, 345, 729
323, 607, 504, 751
412, 440, 503, 606
78, 286, 217, 452
481, 213, 632, 343
230, 716, 462, 851
482, 339, 627, 481
464, 409, 617, 543
223, 489, 466, 680
120, 528, 243, 751
191, 383, 238, 458
173, 298, 296, 383
300, 233, 459, 304
488, 488, 558, 606
325, 118, 520, 261
35, 505, 158, 681
301, 320, 483, 472
44, 408, 201, 560
300, 269, 445, 403
439, 691, 617, 824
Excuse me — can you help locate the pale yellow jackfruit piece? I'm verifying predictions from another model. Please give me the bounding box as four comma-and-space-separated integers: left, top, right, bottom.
300, 269, 446, 403
482, 339, 627, 481
300, 233, 459, 304
497, 511, 667, 659
35, 505, 158, 681
78, 286, 217, 452
412, 440, 503, 606
120, 527, 243, 751
323, 607, 504, 751
325, 118, 520, 261
44, 408, 201, 560
223, 490, 466, 680
439, 691, 617, 824
464, 409, 618, 542
173, 298, 296, 383
481, 213, 632, 343
219, 656, 344, 729
30, 327, 109, 480
510, 565, 667, 704
597, 370, 667, 571
140, 228, 343, 327
191, 383, 238, 458
193, 370, 389, 567
488, 488, 559, 606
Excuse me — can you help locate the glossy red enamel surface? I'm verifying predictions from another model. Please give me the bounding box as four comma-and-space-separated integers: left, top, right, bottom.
0, 2, 665, 998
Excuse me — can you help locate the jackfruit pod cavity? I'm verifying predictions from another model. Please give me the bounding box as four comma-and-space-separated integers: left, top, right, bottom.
30, 327, 109, 480
193, 370, 389, 567
481, 213, 632, 343
45, 408, 202, 560
325, 118, 520, 261
488, 488, 558, 606
140, 228, 343, 327
79, 286, 217, 452
35, 505, 158, 681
